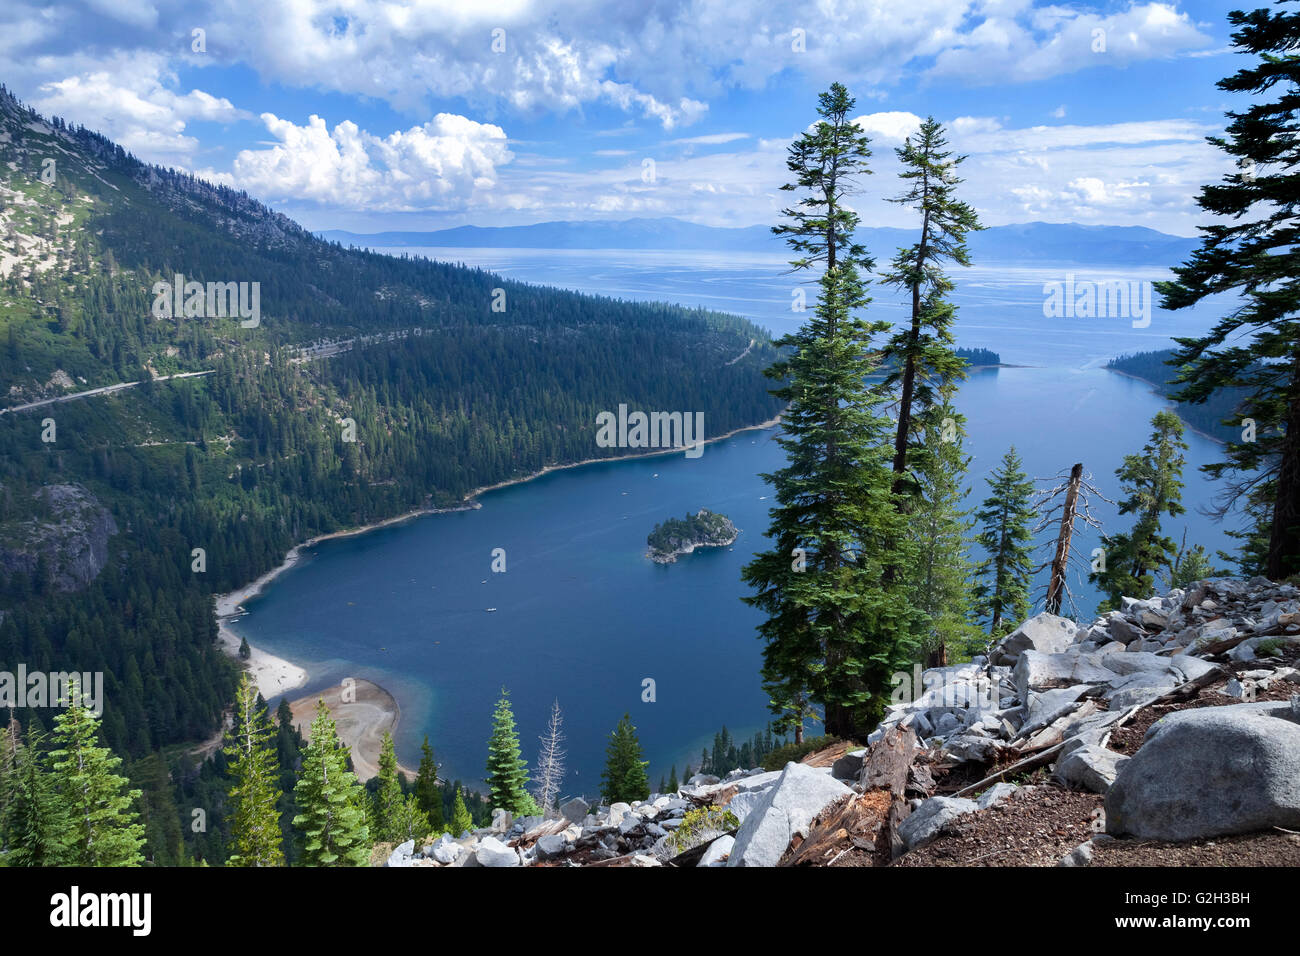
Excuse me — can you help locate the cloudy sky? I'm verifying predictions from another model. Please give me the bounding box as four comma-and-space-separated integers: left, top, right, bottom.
0, 0, 1255, 235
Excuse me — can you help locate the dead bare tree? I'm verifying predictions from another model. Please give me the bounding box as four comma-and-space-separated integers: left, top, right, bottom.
1030, 462, 1110, 618
533, 699, 566, 818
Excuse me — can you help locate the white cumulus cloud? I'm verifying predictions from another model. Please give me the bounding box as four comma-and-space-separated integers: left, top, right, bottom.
202, 112, 514, 212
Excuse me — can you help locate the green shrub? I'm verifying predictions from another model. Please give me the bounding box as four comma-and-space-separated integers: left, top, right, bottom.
668, 806, 739, 854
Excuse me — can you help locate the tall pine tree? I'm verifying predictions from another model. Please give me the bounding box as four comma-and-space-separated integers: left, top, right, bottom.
906, 403, 983, 663
485, 688, 531, 815
880, 117, 983, 500
972, 446, 1036, 639
414, 735, 445, 833
48, 684, 145, 866
1157, 5, 1300, 578
373, 731, 405, 844
292, 700, 370, 866
601, 713, 650, 804
1092, 411, 1188, 610
742, 82, 919, 740
223, 674, 284, 866
2, 725, 67, 866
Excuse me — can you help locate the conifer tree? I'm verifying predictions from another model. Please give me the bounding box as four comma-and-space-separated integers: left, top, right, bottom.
292, 700, 370, 866
1157, 6, 1300, 578
1092, 411, 1188, 610
485, 688, 531, 815
666, 765, 679, 794
223, 674, 284, 866
393, 792, 430, 843
972, 446, 1036, 639
2, 727, 67, 866
881, 117, 983, 499
907, 404, 982, 663
601, 713, 650, 804
449, 787, 473, 837
742, 82, 920, 740
414, 735, 445, 832
373, 730, 405, 844
0, 715, 17, 834
48, 684, 145, 866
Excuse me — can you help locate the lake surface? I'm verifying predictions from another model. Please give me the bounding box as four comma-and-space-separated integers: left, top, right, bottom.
229, 247, 1242, 795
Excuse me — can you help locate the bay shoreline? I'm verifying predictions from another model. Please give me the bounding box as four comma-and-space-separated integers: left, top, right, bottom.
213, 414, 783, 768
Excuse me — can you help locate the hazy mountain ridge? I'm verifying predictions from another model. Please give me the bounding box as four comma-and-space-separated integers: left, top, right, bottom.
322, 218, 1200, 265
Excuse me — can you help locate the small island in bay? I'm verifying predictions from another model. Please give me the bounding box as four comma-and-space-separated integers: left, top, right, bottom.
646, 509, 739, 563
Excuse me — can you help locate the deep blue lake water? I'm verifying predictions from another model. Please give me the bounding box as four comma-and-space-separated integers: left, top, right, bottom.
228, 247, 1241, 796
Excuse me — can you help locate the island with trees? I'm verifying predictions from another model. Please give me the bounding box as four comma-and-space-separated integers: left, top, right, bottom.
646, 510, 739, 563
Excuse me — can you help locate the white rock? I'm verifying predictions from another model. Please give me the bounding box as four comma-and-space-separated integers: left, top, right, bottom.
1107, 705, 1300, 841
385, 840, 415, 867
726, 763, 851, 867
426, 833, 462, 864
1013, 650, 1119, 701
897, 796, 979, 850
475, 836, 521, 867
1053, 744, 1128, 793
992, 613, 1079, 665
697, 835, 735, 867
976, 783, 1019, 810
726, 789, 766, 825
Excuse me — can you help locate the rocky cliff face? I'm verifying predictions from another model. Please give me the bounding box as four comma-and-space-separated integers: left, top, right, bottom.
384, 577, 1300, 868
0, 483, 117, 592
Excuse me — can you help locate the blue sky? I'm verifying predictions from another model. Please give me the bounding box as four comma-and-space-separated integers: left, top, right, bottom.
0, 0, 1261, 235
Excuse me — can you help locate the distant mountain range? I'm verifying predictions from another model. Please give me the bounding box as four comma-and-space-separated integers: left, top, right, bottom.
320, 218, 1200, 266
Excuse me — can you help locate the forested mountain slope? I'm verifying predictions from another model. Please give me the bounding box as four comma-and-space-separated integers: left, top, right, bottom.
0, 86, 784, 769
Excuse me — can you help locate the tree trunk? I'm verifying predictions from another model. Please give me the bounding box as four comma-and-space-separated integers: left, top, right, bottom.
891, 288, 922, 485
1267, 363, 1300, 580
1045, 463, 1083, 615
824, 703, 852, 740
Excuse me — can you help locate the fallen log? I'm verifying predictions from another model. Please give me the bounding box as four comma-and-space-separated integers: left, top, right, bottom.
682, 783, 738, 808
952, 741, 1068, 798
1197, 632, 1253, 656
1148, 664, 1225, 703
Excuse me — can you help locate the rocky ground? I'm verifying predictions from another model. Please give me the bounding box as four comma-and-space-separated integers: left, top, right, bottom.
382, 577, 1300, 867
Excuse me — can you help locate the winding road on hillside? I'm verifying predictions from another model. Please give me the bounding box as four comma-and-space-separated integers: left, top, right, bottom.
0, 369, 215, 416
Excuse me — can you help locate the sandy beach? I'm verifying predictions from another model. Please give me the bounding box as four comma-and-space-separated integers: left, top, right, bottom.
289, 678, 415, 782
216, 618, 308, 702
